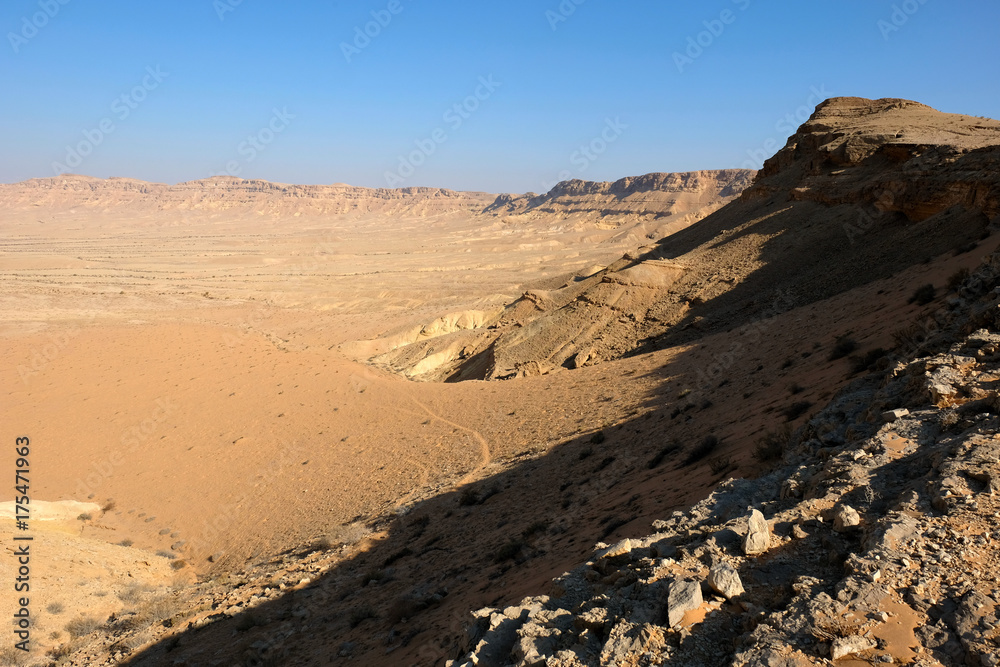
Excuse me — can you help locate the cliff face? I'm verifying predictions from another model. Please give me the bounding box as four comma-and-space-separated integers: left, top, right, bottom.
363, 98, 1000, 382
485, 170, 755, 220
0, 175, 496, 219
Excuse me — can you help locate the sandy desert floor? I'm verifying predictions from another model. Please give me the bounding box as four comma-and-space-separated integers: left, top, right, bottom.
2, 203, 996, 663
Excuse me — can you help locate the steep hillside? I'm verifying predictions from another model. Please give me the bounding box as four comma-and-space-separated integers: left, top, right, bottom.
452, 246, 1000, 667
359, 98, 1000, 382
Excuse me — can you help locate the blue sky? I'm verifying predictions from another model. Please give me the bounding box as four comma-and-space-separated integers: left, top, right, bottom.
2, 0, 998, 193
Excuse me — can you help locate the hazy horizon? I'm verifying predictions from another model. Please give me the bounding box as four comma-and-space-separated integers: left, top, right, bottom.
3, 1, 999, 192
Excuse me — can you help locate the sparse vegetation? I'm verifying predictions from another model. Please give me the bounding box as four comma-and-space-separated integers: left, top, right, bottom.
783, 401, 813, 422
383, 547, 412, 567
46, 601, 65, 614
589, 431, 606, 444
118, 538, 134, 547
683, 435, 720, 466
709, 457, 735, 476
909, 283, 936, 305
788, 382, 805, 395
65, 615, 102, 638
156, 550, 177, 559
349, 607, 377, 628
595, 456, 615, 471
850, 348, 887, 375
493, 540, 524, 563
948, 267, 971, 291
828, 335, 858, 361
522, 521, 549, 539
753, 427, 790, 462
578, 446, 593, 460
77, 513, 92, 521
647, 443, 681, 469
101, 499, 116, 512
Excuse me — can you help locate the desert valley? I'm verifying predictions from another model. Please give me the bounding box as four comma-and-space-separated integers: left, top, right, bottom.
4, 96, 1000, 667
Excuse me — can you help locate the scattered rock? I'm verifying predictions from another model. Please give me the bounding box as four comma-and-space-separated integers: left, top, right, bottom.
830, 635, 876, 660
666, 579, 703, 629
833, 505, 861, 532
743, 509, 771, 555
706, 562, 745, 600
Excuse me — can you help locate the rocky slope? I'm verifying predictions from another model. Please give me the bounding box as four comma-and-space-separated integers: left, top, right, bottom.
451, 246, 1000, 666
361, 98, 1000, 382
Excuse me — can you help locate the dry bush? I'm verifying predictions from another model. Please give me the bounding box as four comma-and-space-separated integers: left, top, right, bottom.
65, 615, 103, 638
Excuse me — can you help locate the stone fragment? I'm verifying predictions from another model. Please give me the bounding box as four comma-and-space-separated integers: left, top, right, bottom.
833, 505, 861, 532
831, 635, 876, 660
707, 563, 745, 600
667, 579, 703, 629
742, 509, 770, 555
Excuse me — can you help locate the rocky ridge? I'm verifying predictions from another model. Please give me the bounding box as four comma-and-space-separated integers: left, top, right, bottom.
449, 248, 1000, 666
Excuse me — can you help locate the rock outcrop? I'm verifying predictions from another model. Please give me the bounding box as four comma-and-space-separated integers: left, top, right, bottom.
450, 246, 1000, 666
361, 98, 1000, 382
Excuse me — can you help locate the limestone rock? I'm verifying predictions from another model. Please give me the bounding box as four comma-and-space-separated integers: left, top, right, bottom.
743, 509, 771, 555
707, 563, 745, 600
833, 505, 861, 532
830, 635, 876, 660
667, 579, 703, 629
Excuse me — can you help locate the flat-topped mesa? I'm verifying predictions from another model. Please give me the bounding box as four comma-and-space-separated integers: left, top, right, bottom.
484, 169, 756, 219
0, 174, 496, 218
745, 96, 1000, 220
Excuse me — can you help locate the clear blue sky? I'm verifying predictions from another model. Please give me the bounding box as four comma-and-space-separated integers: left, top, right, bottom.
2, 0, 998, 193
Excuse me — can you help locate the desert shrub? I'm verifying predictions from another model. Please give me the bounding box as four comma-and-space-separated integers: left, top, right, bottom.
578, 446, 593, 460
116, 583, 151, 604
909, 283, 936, 305
118, 539, 134, 547
589, 431, 606, 445
235, 611, 265, 632
101, 500, 116, 512
753, 427, 790, 462
65, 615, 102, 638
948, 267, 971, 291
709, 457, 735, 476
850, 348, 887, 375
781, 357, 794, 369
647, 443, 681, 469
595, 456, 615, 471
349, 607, 377, 628
361, 569, 385, 586
458, 487, 480, 506
600, 516, 631, 539
521, 521, 549, 539
46, 602, 65, 615
788, 383, 805, 395
382, 547, 413, 568
493, 540, 523, 563
77, 513, 92, 521
155, 550, 177, 559
170, 560, 187, 570
683, 435, 719, 466
784, 401, 813, 422
828, 336, 858, 361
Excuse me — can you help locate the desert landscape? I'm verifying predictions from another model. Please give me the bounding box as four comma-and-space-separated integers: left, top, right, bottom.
2, 94, 1000, 667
